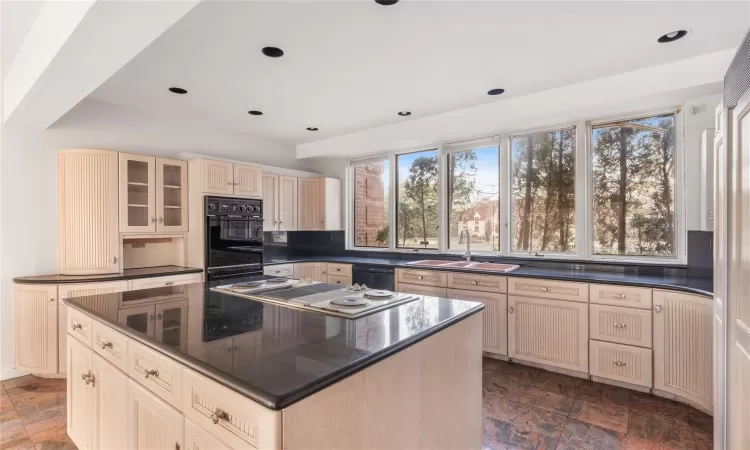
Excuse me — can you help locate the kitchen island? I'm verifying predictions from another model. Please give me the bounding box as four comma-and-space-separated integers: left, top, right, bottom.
63, 275, 484, 450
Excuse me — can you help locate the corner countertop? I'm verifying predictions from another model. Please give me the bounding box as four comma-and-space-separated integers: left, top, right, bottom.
13, 265, 203, 285
64, 275, 484, 410
265, 256, 713, 296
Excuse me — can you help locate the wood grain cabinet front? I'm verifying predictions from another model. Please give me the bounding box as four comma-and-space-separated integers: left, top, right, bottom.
447, 273, 506, 293
13, 284, 58, 374
396, 269, 448, 287
127, 340, 184, 410
508, 277, 588, 303
264, 264, 294, 277
328, 274, 353, 286
394, 283, 447, 298
92, 320, 129, 372
184, 418, 230, 450
590, 304, 653, 348
447, 288, 507, 356
92, 352, 129, 450
589, 340, 653, 388
127, 379, 184, 450
589, 283, 653, 309
234, 163, 262, 197
67, 337, 94, 450
294, 263, 328, 282
327, 263, 352, 277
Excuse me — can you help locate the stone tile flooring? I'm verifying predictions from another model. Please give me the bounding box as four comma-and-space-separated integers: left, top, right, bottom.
483, 358, 713, 450
1, 358, 713, 449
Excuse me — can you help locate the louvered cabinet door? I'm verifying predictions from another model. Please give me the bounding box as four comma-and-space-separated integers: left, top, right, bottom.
14, 284, 58, 373
447, 288, 507, 356
200, 159, 233, 195
127, 380, 184, 450
58, 149, 120, 275
653, 290, 713, 412
234, 163, 262, 197
508, 296, 588, 373
262, 173, 279, 230
278, 176, 298, 231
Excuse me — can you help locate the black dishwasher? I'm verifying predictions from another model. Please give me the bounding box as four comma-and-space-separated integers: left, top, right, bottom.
352, 265, 395, 291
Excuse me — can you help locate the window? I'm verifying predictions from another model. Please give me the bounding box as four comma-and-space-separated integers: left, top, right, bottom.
510, 127, 576, 254
352, 158, 389, 248
591, 113, 676, 257
396, 149, 438, 249
447, 145, 500, 253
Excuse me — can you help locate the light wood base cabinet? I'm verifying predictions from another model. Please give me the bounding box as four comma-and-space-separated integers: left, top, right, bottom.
508, 295, 589, 374
447, 288, 507, 356
128, 379, 184, 450
294, 262, 329, 282
14, 284, 58, 374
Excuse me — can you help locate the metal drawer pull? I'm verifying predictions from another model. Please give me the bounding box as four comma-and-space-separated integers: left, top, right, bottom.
613, 293, 626, 299
473, 281, 479, 285
613, 323, 627, 328
165, 281, 174, 286
144, 369, 159, 379
336, 268, 341, 272
508, 306, 514, 313
654, 305, 662, 313
211, 408, 230, 424
540, 287, 550, 292
100, 341, 113, 349
71, 323, 82, 331
81, 371, 91, 381
614, 361, 627, 367
417, 276, 424, 280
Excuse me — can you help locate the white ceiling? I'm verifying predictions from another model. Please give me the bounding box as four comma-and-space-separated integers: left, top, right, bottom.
88, 1, 749, 146
1, 0, 44, 80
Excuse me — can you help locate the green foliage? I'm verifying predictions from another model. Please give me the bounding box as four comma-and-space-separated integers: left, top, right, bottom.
400, 155, 439, 248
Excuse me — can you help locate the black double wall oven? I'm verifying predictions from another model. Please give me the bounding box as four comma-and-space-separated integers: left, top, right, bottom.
204, 196, 264, 281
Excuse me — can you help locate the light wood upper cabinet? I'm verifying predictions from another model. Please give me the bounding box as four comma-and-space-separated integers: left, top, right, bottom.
653, 290, 713, 412
262, 173, 279, 230
67, 337, 94, 450
200, 159, 234, 195
508, 295, 589, 374
127, 379, 184, 450
298, 177, 341, 230
120, 153, 157, 233
92, 353, 128, 450
14, 284, 58, 374
59, 149, 120, 275
155, 299, 188, 352
447, 288, 507, 356
278, 176, 298, 231
234, 163, 262, 197
156, 158, 188, 232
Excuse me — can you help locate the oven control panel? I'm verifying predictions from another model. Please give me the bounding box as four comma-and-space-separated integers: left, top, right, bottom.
205, 197, 262, 216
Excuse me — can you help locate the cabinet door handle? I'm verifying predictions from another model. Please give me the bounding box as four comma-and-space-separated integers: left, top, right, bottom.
614, 293, 626, 299
150, 217, 156, 223
81, 370, 91, 381
113, 256, 119, 264
210, 408, 230, 424
157, 313, 163, 320
100, 341, 113, 349
165, 281, 174, 286
71, 323, 82, 331
654, 305, 662, 313
417, 276, 424, 280
540, 287, 550, 292
508, 306, 514, 313
158, 216, 164, 224
228, 181, 234, 186
49, 298, 55, 303
472, 281, 479, 285
144, 369, 159, 379
234, 182, 239, 187
614, 361, 627, 367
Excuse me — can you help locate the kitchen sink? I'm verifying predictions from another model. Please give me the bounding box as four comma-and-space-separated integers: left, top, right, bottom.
404, 260, 519, 273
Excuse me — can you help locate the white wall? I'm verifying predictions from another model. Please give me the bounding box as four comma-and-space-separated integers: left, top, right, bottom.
0, 99, 301, 380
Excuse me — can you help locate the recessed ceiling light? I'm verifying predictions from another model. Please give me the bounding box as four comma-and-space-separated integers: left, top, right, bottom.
658, 30, 688, 43
398, 111, 411, 116
487, 88, 505, 96
306, 127, 319, 131
168, 87, 187, 94
248, 110, 263, 116
262, 47, 284, 58
375, 0, 399, 5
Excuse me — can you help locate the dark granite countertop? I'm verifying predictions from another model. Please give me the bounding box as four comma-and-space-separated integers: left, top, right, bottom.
64, 275, 483, 410
265, 256, 713, 296
13, 265, 203, 285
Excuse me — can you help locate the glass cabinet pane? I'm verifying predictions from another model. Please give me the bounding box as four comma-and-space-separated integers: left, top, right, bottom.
126, 312, 149, 334
160, 306, 183, 348
162, 163, 183, 227
127, 159, 150, 227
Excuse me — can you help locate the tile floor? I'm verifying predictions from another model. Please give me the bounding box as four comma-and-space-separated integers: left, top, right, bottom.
1, 358, 713, 450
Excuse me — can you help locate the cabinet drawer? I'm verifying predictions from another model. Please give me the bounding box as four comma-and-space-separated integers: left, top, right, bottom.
396, 283, 447, 297
508, 277, 588, 303
326, 263, 352, 277
182, 369, 281, 450
590, 304, 652, 348
92, 320, 129, 371
264, 264, 294, 277
590, 284, 652, 309
396, 269, 447, 287
447, 272, 506, 293
129, 273, 202, 290
67, 307, 93, 347
327, 274, 352, 286
128, 340, 183, 410
589, 340, 653, 388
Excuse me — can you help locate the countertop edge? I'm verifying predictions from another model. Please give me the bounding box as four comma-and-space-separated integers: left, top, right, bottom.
265, 258, 713, 297
65, 299, 484, 410
13, 267, 204, 285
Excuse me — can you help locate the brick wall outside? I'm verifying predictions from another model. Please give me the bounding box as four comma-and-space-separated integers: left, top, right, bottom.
354, 162, 386, 247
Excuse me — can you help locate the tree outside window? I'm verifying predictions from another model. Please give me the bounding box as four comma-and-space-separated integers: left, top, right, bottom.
396, 150, 439, 249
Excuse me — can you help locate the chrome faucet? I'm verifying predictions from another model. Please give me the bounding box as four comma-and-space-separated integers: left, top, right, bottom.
461, 228, 471, 262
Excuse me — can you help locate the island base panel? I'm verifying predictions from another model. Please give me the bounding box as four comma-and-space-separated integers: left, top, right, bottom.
282, 313, 482, 450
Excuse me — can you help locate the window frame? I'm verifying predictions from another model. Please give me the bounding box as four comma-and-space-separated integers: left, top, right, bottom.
344, 107, 686, 264
349, 154, 391, 250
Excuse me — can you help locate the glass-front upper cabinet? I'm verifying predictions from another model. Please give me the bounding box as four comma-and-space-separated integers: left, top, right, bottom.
119, 154, 188, 233
155, 299, 188, 352
156, 158, 188, 232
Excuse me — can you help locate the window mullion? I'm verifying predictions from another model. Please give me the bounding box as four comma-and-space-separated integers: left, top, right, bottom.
577, 120, 589, 260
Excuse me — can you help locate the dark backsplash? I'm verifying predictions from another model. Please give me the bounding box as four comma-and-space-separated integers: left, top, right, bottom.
264, 231, 718, 279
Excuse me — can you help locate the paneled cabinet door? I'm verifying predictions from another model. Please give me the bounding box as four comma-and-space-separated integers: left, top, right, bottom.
262, 173, 279, 231
156, 158, 188, 232
447, 288, 507, 356
234, 163, 262, 197
201, 159, 234, 195
508, 296, 589, 373
119, 305, 155, 337
653, 290, 713, 412
92, 353, 128, 450
67, 337, 93, 450
278, 175, 298, 231
120, 153, 156, 233
294, 263, 328, 282
14, 284, 58, 374
298, 178, 324, 230
58, 149, 120, 275
155, 300, 188, 352
184, 418, 228, 450
127, 380, 184, 450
